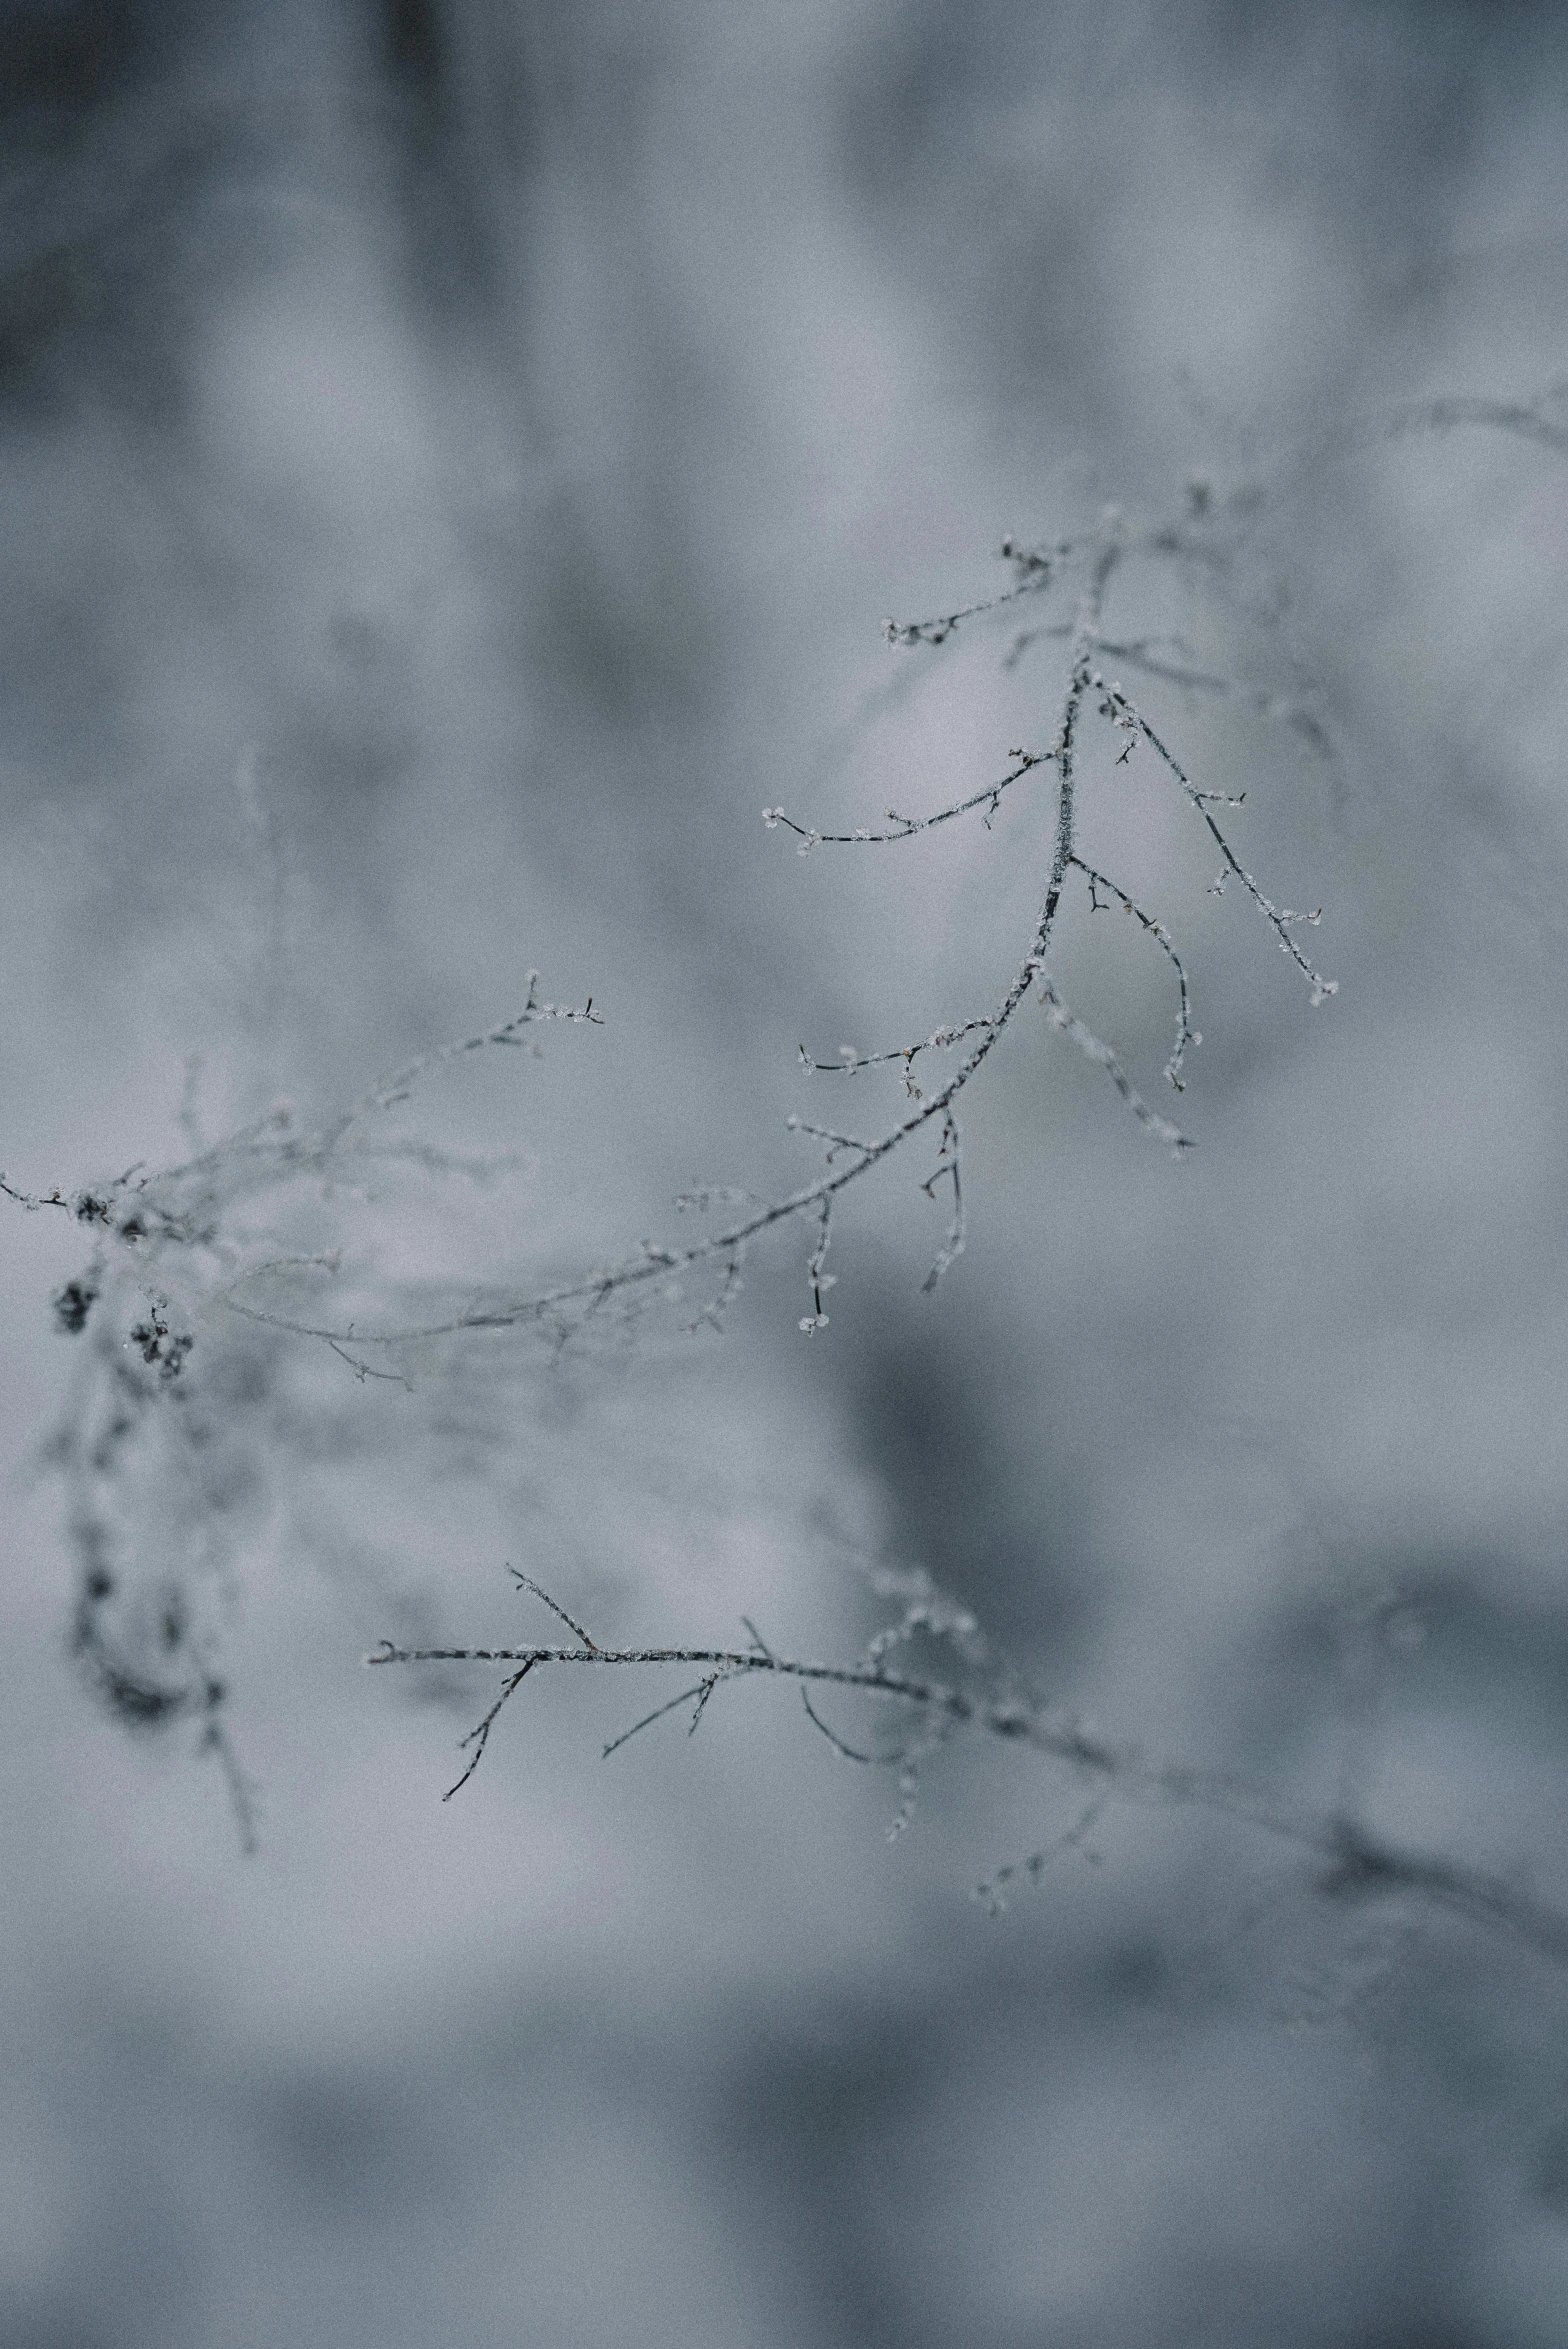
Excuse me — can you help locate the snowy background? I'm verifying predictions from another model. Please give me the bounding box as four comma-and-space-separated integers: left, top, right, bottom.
4, 2, 1568, 2342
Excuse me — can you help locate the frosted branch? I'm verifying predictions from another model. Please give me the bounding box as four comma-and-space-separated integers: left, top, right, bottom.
763, 745, 1046, 847
212, 530, 1144, 1350
801, 1020, 996, 1098
1035, 975, 1192, 1154
881, 535, 1080, 645
325, 975, 603, 1145
370, 1597, 1568, 1972
1070, 857, 1199, 1090
1098, 681, 1338, 1003
919, 1108, 965, 1292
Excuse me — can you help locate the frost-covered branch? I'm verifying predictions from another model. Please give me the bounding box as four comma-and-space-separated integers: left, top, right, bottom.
222, 500, 1331, 1348
1097, 679, 1337, 1001
16, 978, 602, 1827
17, 391, 1568, 1826
371, 1574, 1568, 1974
220, 523, 1180, 1349
763, 745, 1047, 847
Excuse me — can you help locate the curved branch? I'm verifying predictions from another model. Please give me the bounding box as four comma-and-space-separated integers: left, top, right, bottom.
222, 532, 1126, 1352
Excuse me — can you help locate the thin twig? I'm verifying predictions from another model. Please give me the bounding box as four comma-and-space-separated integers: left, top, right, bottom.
0, 1175, 75, 1213
1036, 976, 1192, 1154
920, 1108, 965, 1291
799, 1682, 905, 1764
1099, 681, 1338, 1002
369, 1628, 1568, 1971
222, 525, 1128, 1355
1070, 857, 1199, 1090
882, 535, 1080, 645
801, 1018, 996, 1095
764, 747, 1047, 849
442, 1659, 538, 1798
601, 1679, 717, 1759
512, 1568, 599, 1650
331, 976, 603, 1139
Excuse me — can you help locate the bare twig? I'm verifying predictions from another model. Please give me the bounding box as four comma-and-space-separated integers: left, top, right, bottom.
443, 1660, 538, 1799
24, 392, 1568, 1383
1098, 681, 1338, 1002
220, 524, 1128, 1355
511, 1567, 600, 1651
799, 1197, 836, 1333
369, 1610, 1568, 1972
0, 1175, 75, 1214
764, 746, 1047, 847
1035, 977, 1192, 1154
920, 1108, 966, 1291
802, 1017, 997, 1096
602, 1678, 717, 1759
881, 534, 1080, 645
799, 1681, 905, 1764
1071, 857, 1199, 1090
322, 975, 604, 1150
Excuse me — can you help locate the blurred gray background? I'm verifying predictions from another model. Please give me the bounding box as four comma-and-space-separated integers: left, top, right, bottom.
4, 1, 1568, 2342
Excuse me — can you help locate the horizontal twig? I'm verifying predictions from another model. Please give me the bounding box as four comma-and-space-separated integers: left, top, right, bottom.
368, 1631, 1568, 1970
